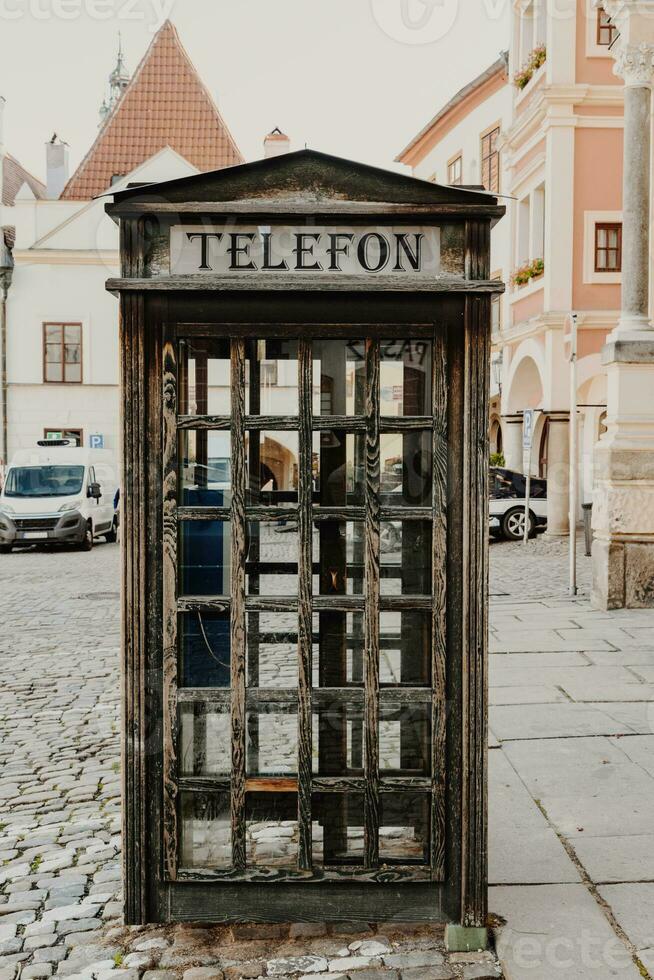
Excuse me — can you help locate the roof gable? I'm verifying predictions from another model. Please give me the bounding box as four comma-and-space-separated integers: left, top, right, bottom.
2, 153, 47, 206
61, 20, 243, 201
108, 148, 498, 210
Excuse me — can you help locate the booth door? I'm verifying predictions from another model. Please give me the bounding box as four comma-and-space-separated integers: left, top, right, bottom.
162, 328, 447, 896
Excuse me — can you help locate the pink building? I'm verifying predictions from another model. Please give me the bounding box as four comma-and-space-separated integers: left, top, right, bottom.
398, 1, 624, 539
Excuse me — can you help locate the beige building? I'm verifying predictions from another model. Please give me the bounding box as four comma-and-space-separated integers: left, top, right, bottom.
398, 1, 654, 607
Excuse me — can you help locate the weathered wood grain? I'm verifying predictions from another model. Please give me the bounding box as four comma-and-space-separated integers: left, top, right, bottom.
297, 339, 313, 871
364, 339, 380, 869
431, 327, 448, 881
107, 273, 506, 294
230, 339, 247, 870
161, 326, 178, 881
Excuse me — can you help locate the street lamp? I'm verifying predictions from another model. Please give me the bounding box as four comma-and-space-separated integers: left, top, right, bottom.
491, 349, 503, 395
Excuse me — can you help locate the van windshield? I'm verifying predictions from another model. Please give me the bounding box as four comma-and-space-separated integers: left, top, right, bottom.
4, 465, 85, 498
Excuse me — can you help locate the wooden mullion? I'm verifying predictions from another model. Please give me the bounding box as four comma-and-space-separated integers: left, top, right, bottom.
297, 339, 313, 870
162, 325, 178, 881
379, 417, 432, 432
230, 339, 247, 870
312, 415, 366, 432
364, 338, 380, 868
177, 415, 230, 431
431, 327, 448, 881
178, 506, 230, 521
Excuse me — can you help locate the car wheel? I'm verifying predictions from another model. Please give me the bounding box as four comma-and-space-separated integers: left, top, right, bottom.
105, 517, 118, 544
501, 507, 535, 541
0, 544, 12, 554
80, 521, 94, 551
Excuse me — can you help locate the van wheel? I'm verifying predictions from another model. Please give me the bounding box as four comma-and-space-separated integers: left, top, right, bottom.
80, 521, 94, 551
502, 507, 535, 541
105, 517, 118, 544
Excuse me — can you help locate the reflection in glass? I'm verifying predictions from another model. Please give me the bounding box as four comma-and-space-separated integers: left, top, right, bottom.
440, 225, 465, 275
380, 704, 431, 775
247, 610, 298, 689
313, 521, 364, 596
312, 704, 364, 775
179, 521, 231, 596
312, 792, 364, 866
380, 521, 431, 596
312, 611, 364, 689
179, 339, 230, 416
314, 431, 364, 506
180, 792, 231, 869
380, 793, 430, 864
246, 339, 299, 415
179, 703, 230, 776
179, 430, 231, 506
246, 431, 299, 505
380, 340, 432, 416
246, 521, 298, 595
246, 793, 298, 867
380, 611, 431, 686
312, 340, 365, 416
246, 704, 297, 775
380, 432, 432, 506
179, 611, 230, 687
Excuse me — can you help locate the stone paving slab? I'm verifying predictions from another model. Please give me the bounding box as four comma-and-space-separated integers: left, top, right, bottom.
597, 884, 654, 953
491, 885, 644, 979
488, 753, 580, 886
489, 687, 568, 706
608, 734, 654, 777
572, 835, 654, 883
489, 704, 627, 741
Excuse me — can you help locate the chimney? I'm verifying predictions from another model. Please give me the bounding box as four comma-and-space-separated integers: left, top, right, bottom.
264, 127, 290, 159
46, 134, 69, 200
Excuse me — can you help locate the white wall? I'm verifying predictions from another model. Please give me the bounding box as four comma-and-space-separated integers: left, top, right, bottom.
2, 147, 202, 463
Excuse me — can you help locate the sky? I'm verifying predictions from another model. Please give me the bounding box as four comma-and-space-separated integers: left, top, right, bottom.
0, 0, 510, 183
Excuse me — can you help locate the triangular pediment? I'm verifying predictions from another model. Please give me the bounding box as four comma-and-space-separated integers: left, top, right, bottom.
62, 20, 242, 201
108, 148, 497, 209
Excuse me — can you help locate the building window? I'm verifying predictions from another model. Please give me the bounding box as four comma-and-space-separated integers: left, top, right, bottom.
44, 428, 83, 446
43, 323, 82, 383
481, 127, 500, 193
594, 223, 622, 272
596, 7, 617, 46
447, 155, 462, 186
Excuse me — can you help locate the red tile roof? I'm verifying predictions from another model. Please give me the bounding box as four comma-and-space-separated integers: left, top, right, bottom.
61, 20, 244, 200
2, 153, 47, 205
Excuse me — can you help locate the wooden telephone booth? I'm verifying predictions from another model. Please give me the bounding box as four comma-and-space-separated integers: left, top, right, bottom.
107, 151, 504, 933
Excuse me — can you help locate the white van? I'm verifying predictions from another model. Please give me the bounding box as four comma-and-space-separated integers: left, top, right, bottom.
0, 440, 119, 553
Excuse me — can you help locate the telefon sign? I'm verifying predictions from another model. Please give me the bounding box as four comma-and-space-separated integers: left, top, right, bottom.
170, 225, 441, 275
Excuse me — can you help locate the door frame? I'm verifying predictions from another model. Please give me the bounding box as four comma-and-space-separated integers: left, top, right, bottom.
120, 289, 489, 927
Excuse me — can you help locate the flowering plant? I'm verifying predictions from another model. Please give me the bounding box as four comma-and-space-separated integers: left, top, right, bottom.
511, 258, 544, 287
514, 44, 547, 90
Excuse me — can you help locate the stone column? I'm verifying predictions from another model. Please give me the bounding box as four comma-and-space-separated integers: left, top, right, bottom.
545, 414, 570, 537
501, 414, 523, 472
592, 17, 654, 608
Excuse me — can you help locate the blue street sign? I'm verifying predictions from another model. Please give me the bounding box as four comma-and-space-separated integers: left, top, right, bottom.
90, 434, 104, 449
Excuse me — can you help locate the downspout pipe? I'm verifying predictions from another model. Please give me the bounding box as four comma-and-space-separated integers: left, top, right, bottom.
0, 233, 13, 473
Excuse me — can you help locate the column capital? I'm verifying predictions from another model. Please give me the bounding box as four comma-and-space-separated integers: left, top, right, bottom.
613, 41, 654, 87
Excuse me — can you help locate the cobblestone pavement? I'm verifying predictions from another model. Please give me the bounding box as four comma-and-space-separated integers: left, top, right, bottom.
1, 534, 650, 980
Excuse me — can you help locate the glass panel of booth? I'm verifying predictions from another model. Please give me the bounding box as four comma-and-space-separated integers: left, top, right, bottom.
171, 330, 440, 876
